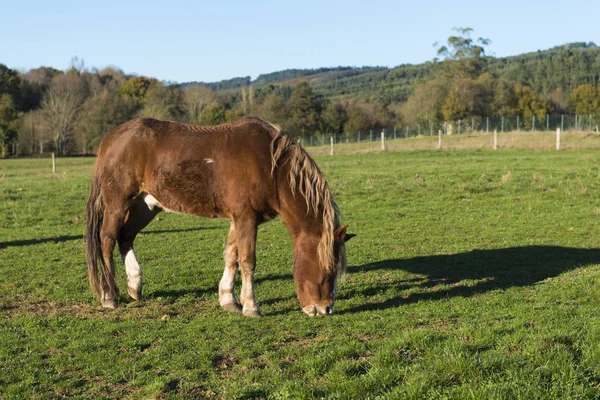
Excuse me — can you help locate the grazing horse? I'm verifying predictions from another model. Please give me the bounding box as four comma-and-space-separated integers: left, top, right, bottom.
86, 117, 354, 317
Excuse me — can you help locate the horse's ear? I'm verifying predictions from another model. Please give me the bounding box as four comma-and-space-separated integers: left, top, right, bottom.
335, 224, 356, 242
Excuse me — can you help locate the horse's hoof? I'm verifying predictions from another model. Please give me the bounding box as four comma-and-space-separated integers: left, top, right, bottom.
127, 285, 142, 301
242, 308, 262, 318
101, 298, 118, 309
221, 302, 242, 313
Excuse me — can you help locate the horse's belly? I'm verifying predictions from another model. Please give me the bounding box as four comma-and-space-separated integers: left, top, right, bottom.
142, 192, 228, 218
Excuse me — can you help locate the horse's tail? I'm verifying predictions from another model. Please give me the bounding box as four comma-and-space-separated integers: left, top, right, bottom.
85, 166, 104, 299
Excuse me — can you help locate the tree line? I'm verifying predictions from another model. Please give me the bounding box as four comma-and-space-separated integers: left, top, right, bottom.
0, 62, 401, 157
1, 31, 599, 157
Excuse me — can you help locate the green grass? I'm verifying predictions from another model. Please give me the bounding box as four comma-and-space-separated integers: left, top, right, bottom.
1, 150, 600, 399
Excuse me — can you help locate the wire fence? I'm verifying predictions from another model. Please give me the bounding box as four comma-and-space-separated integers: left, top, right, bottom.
299, 114, 600, 147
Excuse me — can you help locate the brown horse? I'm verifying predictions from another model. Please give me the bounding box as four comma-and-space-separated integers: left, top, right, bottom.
86, 117, 354, 317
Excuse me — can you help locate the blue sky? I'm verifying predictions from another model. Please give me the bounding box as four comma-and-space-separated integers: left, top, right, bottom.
2, 0, 599, 83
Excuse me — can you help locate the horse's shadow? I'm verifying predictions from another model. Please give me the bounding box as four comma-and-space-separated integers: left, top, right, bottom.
340, 246, 600, 314
0, 226, 219, 250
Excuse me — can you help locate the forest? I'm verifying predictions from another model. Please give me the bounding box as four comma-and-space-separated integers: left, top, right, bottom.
1, 29, 599, 157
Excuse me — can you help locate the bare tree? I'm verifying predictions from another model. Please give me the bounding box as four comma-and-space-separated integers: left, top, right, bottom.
18, 110, 49, 155
181, 84, 216, 123
41, 74, 87, 155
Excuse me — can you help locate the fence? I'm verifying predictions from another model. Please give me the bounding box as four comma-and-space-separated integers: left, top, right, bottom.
298, 114, 600, 148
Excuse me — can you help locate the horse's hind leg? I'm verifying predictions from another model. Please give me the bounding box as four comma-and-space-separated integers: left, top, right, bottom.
234, 216, 261, 317
99, 199, 131, 308
219, 221, 242, 313
118, 195, 160, 301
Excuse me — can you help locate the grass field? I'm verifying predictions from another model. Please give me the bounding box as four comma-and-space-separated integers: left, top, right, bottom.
2, 149, 600, 399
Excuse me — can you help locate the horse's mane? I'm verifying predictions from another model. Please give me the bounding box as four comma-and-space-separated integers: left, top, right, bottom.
269, 125, 342, 273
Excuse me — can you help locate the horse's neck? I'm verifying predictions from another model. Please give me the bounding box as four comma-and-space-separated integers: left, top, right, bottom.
278, 191, 324, 248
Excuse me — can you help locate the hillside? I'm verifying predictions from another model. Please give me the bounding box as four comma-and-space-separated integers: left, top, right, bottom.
186, 42, 599, 104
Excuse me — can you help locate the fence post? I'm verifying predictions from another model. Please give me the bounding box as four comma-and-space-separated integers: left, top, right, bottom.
405, 126, 408, 138
346, 132, 349, 143
589, 114, 592, 131
556, 128, 560, 150
501, 116, 504, 133
597, 125, 599, 136
458, 120, 461, 135
517, 115, 520, 132
358, 131, 361, 142
381, 130, 386, 151
430, 120, 433, 136
394, 127, 397, 140
438, 130, 442, 150
330, 136, 334, 155
52, 153, 56, 174
493, 129, 498, 150
486, 117, 489, 133
418, 124, 421, 136
546, 114, 549, 131
370, 130, 372, 142
561, 114, 564, 132
532, 115, 535, 132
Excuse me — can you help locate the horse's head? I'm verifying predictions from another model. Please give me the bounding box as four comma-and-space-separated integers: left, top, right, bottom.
294, 224, 355, 316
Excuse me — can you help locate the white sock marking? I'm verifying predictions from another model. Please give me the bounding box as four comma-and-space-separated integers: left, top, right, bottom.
123, 249, 142, 290
219, 266, 237, 306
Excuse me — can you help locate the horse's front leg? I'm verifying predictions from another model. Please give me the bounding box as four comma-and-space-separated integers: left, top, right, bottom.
219, 221, 242, 313
234, 216, 261, 317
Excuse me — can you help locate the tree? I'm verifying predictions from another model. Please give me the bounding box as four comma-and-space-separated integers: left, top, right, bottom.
224, 107, 245, 122
450, 76, 494, 117
76, 90, 138, 153
0, 94, 19, 157
119, 76, 154, 102
200, 103, 226, 125
96, 67, 127, 94
344, 104, 372, 132
493, 79, 517, 116
442, 89, 467, 134
434, 27, 491, 79
286, 81, 320, 136
321, 100, 348, 133
256, 92, 286, 125
20, 67, 60, 111
514, 85, 549, 121
138, 83, 181, 121
0, 64, 21, 107
41, 74, 87, 155
360, 101, 395, 129
181, 84, 217, 124
17, 110, 48, 155
240, 85, 255, 115
400, 79, 447, 125
568, 84, 599, 115
548, 88, 569, 113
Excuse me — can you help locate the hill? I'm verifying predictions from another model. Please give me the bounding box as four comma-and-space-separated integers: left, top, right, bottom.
184, 42, 599, 104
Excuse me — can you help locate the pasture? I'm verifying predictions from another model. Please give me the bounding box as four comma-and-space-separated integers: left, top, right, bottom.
1, 149, 600, 398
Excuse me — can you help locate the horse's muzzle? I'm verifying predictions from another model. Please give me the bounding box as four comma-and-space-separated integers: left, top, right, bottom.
302, 304, 334, 317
